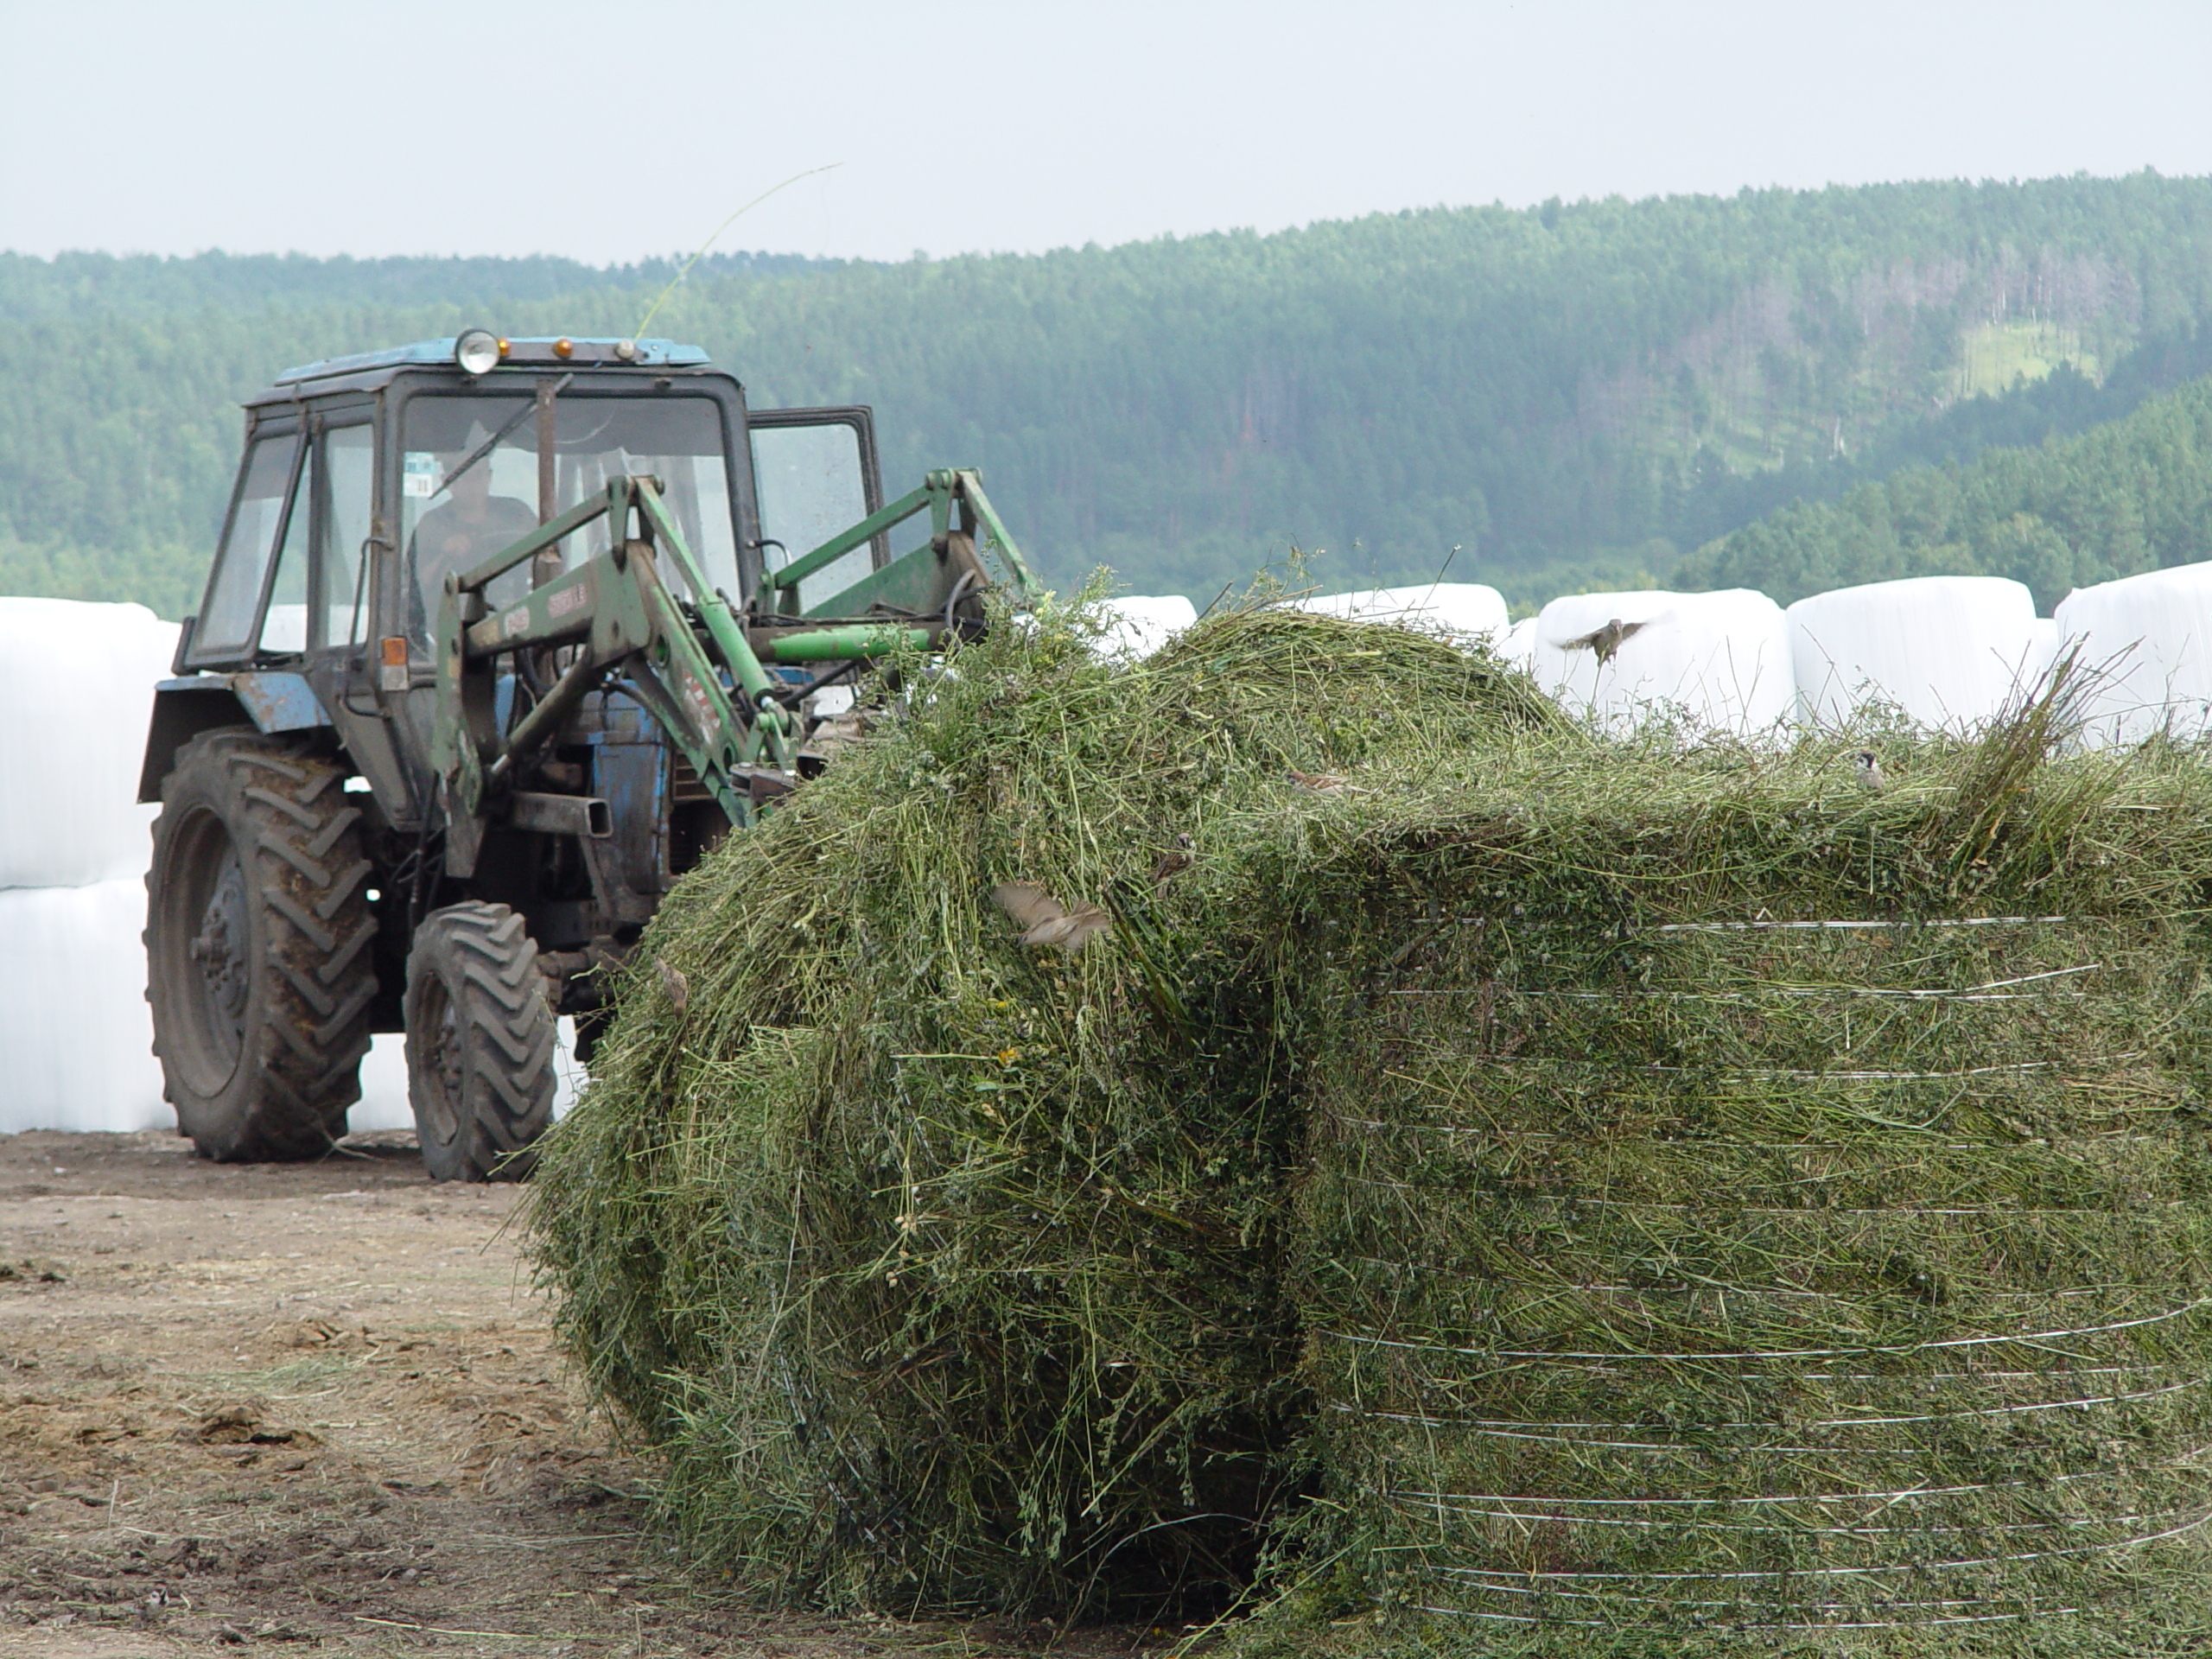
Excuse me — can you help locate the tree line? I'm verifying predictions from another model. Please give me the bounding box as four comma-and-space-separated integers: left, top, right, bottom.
6, 173, 2212, 618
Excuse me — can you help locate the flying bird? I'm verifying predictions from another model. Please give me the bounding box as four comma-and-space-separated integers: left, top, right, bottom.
1853, 750, 1886, 794
993, 881, 1113, 954
1554, 617, 1651, 664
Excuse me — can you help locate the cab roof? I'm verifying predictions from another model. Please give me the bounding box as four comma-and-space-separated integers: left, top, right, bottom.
273, 336, 712, 386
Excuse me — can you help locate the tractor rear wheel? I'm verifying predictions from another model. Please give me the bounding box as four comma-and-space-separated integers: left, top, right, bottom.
403, 902, 556, 1182
145, 728, 378, 1160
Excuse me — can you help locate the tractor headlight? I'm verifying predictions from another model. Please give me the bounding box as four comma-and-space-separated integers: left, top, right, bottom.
454, 329, 503, 376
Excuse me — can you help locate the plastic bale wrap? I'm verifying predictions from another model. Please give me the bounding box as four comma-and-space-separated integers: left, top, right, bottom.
1096, 593, 1200, 662
1267, 681, 2212, 1656
1530, 589, 1793, 738
0, 878, 170, 1133
1502, 615, 1541, 672
2055, 561, 2212, 749
0, 597, 176, 889
1789, 576, 2047, 733
1295, 584, 1510, 651
524, 604, 1561, 1619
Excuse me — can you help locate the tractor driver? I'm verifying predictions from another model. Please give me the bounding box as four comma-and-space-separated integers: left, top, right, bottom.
409, 448, 538, 631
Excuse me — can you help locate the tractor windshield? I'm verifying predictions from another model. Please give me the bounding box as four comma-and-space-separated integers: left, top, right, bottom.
400, 392, 740, 638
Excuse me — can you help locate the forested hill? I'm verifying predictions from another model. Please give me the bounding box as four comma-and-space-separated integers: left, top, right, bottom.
1675, 370, 2212, 611
9, 173, 2212, 617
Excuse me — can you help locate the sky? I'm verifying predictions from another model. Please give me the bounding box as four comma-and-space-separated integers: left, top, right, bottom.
4, 0, 2211, 266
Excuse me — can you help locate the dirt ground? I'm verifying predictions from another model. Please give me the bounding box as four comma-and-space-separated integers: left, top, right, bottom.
0, 1128, 1161, 1659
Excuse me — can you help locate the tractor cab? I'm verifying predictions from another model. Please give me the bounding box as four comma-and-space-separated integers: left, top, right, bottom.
153, 334, 890, 831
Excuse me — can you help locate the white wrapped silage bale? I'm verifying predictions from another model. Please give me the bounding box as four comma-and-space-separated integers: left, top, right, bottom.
1789, 576, 2045, 730
0, 599, 179, 890
1294, 582, 1509, 648
0, 1016, 580, 1140
1096, 594, 1198, 661
348, 1026, 586, 1134
2027, 618, 2061, 686
347, 1036, 415, 1133
1502, 615, 1541, 671
0, 878, 168, 1133
1529, 588, 1794, 736
2053, 563, 2212, 747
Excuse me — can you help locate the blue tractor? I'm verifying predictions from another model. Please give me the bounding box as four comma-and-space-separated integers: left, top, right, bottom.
140, 330, 1034, 1179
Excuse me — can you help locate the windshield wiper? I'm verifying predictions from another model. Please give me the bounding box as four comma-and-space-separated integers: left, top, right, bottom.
436, 372, 573, 494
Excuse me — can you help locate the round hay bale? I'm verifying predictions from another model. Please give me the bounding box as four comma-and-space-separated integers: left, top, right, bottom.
1281, 695, 2212, 1653
525, 600, 1558, 1618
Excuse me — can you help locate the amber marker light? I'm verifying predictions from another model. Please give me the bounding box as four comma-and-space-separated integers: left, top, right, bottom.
378, 635, 410, 692
552, 337, 574, 359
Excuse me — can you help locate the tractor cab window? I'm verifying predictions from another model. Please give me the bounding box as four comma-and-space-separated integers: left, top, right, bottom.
193, 432, 301, 662
257, 443, 314, 654
750, 418, 876, 613
400, 393, 740, 639
321, 425, 375, 649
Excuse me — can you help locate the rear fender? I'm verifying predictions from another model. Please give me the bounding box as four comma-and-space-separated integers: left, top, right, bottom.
137, 672, 334, 802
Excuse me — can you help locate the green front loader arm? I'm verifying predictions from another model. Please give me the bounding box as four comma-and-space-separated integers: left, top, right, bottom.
430, 470, 1033, 858
764, 467, 1039, 618
432, 477, 774, 837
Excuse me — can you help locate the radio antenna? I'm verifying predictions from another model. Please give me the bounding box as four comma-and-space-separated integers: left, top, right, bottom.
629, 162, 842, 345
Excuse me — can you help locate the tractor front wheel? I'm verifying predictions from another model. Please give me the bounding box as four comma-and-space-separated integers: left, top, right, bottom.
403, 902, 556, 1182
144, 728, 378, 1160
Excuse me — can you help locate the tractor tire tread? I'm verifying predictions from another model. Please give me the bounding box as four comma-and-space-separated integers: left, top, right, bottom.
145, 729, 377, 1160
314, 925, 377, 987
404, 901, 556, 1182
255, 829, 335, 887
265, 888, 337, 954
314, 859, 373, 922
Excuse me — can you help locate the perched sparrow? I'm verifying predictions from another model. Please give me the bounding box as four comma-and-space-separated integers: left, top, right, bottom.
993, 881, 1112, 954
656, 955, 690, 1014
1853, 750, 1886, 793
1151, 833, 1195, 887
1554, 616, 1650, 664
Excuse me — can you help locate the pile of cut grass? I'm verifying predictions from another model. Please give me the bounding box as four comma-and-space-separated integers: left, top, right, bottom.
529, 607, 2212, 1653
